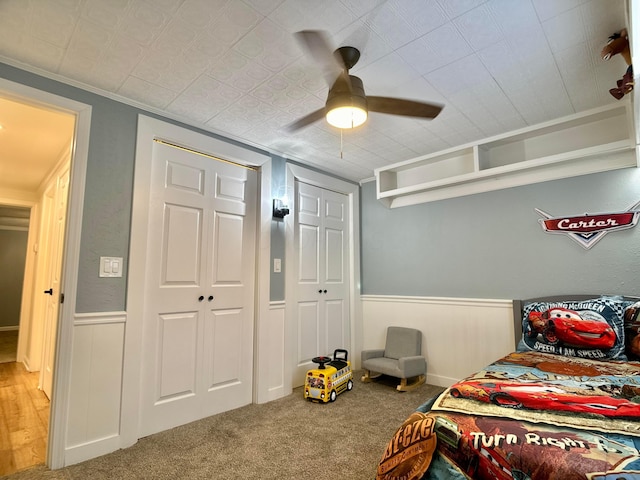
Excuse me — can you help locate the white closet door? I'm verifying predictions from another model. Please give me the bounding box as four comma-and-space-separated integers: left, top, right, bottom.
293, 181, 349, 386
140, 142, 256, 436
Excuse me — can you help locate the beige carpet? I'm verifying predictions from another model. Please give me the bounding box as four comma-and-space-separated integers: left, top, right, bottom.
1, 372, 444, 480
0, 330, 18, 363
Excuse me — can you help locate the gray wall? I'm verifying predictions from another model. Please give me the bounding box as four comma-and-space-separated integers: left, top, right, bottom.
0, 62, 269, 313
270, 156, 287, 301
0, 229, 28, 327
361, 166, 640, 299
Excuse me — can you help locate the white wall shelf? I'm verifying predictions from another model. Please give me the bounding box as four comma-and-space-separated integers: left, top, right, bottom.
375, 103, 638, 208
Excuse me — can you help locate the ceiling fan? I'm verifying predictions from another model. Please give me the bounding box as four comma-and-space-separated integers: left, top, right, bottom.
287, 30, 444, 131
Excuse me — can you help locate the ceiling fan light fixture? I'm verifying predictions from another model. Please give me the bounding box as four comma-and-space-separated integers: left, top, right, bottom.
326, 105, 368, 129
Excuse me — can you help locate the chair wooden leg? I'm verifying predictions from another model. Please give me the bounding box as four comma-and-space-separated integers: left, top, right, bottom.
361, 370, 381, 382
397, 374, 426, 392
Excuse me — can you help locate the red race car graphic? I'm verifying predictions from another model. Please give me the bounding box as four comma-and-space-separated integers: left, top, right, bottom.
527, 307, 616, 349
449, 380, 640, 418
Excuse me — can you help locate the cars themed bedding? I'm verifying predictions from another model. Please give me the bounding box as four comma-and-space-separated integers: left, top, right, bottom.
376, 295, 640, 480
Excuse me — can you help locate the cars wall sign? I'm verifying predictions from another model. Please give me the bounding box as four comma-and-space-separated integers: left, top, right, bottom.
535, 200, 640, 249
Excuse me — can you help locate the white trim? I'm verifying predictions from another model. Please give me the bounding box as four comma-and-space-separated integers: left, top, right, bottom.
122, 116, 155, 448
49, 99, 91, 471
16, 204, 38, 364
359, 176, 375, 185
284, 163, 361, 384
73, 312, 127, 326
64, 434, 121, 467
360, 295, 512, 309
254, 159, 274, 404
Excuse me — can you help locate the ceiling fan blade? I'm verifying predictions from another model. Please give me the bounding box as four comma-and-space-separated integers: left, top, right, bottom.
367, 96, 443, 119
285, 108, 326, 132
294, 30, 349, 88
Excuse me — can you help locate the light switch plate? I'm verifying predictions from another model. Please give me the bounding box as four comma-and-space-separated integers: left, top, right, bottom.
100, 256, 123, 277
274, 258, 281, 273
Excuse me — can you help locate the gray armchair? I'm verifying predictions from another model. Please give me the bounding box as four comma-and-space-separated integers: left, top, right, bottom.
361, 326, 426, 391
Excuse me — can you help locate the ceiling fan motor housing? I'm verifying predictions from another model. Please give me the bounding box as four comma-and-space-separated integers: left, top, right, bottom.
335, 46, 361, 70
326, 75, 367, 113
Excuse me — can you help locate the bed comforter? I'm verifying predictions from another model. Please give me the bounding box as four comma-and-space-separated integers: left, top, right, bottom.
378, 351, 640, 480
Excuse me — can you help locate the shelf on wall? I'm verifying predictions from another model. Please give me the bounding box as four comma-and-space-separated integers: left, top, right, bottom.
375, 103, 638, 208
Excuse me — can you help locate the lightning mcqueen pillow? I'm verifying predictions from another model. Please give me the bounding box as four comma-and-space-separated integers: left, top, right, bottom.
517, 297, 630, 360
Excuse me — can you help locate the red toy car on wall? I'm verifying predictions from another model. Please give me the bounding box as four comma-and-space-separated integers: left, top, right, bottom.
527, 307, 616, 349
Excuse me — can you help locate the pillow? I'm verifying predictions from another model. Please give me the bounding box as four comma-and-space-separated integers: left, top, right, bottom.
516, 296, 630, 360
624, 301, 640, 360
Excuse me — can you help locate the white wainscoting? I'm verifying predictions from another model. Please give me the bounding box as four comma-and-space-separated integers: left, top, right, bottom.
361, 296, 514, 387
64, 311, 126, 466
256, 301, 287, 404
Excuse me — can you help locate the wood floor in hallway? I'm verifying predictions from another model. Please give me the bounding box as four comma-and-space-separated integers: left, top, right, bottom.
0, 361, 50, 476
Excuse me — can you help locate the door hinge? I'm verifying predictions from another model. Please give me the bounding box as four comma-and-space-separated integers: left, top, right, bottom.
60, 293, 65, 304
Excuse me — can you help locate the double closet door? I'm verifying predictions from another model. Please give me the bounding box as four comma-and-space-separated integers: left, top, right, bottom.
293, 181, 350, 386
140, 141, 257, 436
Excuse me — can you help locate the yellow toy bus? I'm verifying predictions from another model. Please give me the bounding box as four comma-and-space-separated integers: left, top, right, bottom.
304, 349, 353, 403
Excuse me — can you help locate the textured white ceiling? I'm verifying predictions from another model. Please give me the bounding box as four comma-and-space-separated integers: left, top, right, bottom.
0, 0, 630, 182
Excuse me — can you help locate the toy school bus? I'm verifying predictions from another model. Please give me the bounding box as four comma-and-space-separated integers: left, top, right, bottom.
304, 349, 353, 403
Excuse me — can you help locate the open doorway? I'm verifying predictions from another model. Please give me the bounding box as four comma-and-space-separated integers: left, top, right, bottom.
0, 95, 75, 475
0, 205, 30, 364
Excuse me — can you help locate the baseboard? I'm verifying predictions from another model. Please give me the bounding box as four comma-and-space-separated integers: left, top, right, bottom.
0, 325, 19, 331
64, 434, 121, 467
426, 373, 459, 388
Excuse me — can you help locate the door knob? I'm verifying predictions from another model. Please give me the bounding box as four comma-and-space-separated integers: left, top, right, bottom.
44, 288, 53, 295
198, 295, 204, 302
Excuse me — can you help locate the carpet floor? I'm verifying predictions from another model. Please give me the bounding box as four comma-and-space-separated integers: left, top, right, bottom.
1, 372, 444, 480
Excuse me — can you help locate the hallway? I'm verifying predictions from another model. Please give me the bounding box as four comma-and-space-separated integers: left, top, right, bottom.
0, 355, 50, 476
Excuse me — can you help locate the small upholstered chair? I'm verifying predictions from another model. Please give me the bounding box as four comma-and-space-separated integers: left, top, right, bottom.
361, 326, 426, 392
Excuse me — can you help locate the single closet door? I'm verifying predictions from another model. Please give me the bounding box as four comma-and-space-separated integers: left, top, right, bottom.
140, 141, 257, 436
292, 181, 350, 386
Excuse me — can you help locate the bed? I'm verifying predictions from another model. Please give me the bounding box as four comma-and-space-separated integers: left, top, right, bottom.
376, 295, 640, 480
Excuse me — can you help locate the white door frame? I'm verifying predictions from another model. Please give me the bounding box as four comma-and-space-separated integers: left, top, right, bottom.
126, 116, 270, 447
284, 163, 362, 392
0, 78, 92, 469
